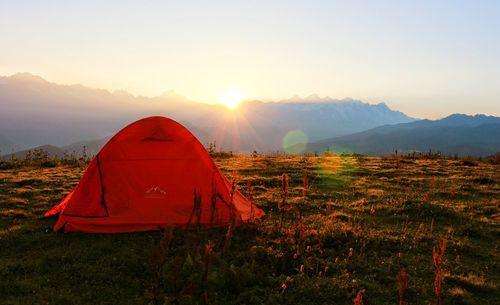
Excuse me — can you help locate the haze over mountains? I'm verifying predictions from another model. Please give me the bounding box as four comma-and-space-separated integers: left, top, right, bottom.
0, 73, 498, 157
1, 73, 414, 153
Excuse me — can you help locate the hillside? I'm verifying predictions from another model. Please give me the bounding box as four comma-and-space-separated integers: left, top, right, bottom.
0, 134, 21, 154
1, 145, 66, 160
304, 114, 500, 157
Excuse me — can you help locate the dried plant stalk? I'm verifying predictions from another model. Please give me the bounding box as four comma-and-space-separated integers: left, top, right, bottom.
279, 173, 289, 230
396, 268, 409, 305
433, 238, 447, 305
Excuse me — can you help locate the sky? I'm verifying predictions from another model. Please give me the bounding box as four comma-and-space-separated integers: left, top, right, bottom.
1, 0, 499, 118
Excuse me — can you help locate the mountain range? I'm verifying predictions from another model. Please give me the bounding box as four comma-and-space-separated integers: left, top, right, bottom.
302, 114, 500, 156
0, 73, 498, 157
0, 73, 415, 155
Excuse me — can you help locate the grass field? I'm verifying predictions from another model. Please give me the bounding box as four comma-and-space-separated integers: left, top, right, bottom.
0, 155, 499, 305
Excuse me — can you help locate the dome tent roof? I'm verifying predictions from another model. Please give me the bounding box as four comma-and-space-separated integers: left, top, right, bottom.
45, 116, 264, 233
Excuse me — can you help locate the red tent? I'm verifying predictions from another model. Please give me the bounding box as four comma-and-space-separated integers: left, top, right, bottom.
45, 116, 264, 233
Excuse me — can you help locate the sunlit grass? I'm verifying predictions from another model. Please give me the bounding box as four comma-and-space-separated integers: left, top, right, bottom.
0, 155, 498, 304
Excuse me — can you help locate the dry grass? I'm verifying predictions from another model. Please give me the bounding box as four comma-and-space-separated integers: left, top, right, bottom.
0, 155, 499, 304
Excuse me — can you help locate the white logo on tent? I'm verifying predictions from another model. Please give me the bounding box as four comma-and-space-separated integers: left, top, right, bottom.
145, 186, 167, 199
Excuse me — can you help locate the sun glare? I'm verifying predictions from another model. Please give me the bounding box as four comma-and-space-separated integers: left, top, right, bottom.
219, 89, 243, 109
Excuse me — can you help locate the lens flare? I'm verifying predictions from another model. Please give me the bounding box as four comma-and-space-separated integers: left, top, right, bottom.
282, 130, 308, 154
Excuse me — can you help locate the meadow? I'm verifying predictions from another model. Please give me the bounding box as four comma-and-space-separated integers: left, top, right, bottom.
0, 154, 498, 305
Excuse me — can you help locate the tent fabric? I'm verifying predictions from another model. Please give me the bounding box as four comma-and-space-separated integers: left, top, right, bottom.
45, 116, 264, 233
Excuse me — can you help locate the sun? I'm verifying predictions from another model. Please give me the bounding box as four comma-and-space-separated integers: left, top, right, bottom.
219, 89, 243, 110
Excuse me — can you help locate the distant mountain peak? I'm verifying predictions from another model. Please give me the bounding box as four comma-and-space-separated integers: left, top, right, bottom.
161, 89, 178, 97
444, 113, 490, 119
438, 113, 500, 127
160, 90, 191, 102
284, 95, 303, 102
305, 93, 321, 101
10, 72, 48, 84
282, 94, 337, 103
113, 89, 134, 98
376, 102, 389, 109
338, 98, 361, 104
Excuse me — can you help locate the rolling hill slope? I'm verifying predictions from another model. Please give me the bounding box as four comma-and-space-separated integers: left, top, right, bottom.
304, 114, 500, 156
